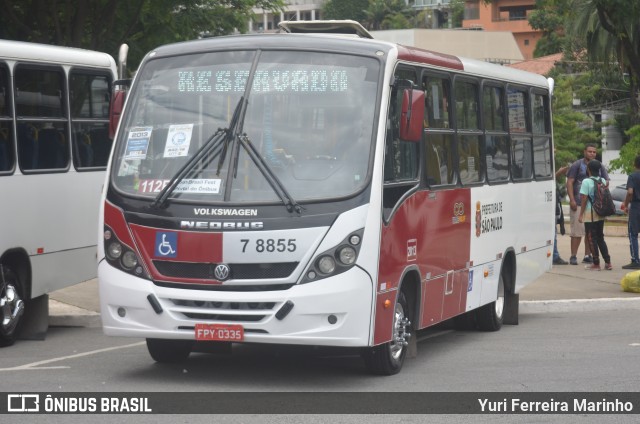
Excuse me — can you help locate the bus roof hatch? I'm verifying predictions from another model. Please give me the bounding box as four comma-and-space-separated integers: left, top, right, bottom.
277, 20, 373, 39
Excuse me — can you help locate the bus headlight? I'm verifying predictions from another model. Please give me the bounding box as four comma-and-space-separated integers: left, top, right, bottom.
317, 255, 336, 274
338, 246, 357, 265
107, 242, 123, 260
103, 225, 150, 280
121, 251, 139, 270
300, 229, 364, 284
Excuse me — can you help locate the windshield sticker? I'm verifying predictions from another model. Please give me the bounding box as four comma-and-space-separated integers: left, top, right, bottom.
164, 124, 193, 158
124, 127, 152, 160
138, 178, 222, 194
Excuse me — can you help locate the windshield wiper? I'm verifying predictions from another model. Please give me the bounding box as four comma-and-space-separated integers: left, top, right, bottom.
237, 134, 303, 214
150, 97, 245, 209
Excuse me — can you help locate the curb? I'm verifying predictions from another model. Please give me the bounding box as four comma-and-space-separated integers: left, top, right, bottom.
48, 299, 102, 328
520, 297, 640, 314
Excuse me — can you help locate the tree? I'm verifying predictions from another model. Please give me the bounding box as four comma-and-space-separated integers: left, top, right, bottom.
322, 0, 369, 24
566, 0, 640, 124
548, 73, 602, 169
0, 0, 285, 72
528, 0, 569, 57
362, 0, 411, 31
608, 125, 640, 173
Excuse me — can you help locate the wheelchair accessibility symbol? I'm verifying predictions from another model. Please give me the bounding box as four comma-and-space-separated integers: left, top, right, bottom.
155, 232, 177, 258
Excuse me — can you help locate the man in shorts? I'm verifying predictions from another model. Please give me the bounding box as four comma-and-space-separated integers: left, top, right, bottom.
566, 143, 609, 265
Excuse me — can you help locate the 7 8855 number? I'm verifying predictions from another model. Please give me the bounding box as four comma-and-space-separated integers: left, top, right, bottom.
240, 238, 296, 253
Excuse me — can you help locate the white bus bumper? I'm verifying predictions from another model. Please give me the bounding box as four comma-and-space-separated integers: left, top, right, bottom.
98, 261, 374, 347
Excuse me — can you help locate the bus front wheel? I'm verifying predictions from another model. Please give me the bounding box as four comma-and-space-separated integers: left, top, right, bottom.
146, 338, 193, 363
0, 265, 25, 347
362, 289, 412, 375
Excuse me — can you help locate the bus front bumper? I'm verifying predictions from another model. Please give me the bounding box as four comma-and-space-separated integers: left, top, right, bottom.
98, 261, 374, 347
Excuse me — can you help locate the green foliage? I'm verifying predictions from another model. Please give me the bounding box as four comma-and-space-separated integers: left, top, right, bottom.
322, 0, 369, 23
0, 0, 285, 73
362, 0, 412, 31
608, 125, 640, 173
551, 75, 602, 169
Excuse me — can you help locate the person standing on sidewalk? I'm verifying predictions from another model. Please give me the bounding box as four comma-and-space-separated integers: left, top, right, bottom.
622, 155, 640, 269
566, 144, 609, 265
578, 159, 612, 271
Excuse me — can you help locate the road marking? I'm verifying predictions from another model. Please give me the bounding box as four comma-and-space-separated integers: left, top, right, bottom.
0, 341, 145, 372
630, 343, 640, 347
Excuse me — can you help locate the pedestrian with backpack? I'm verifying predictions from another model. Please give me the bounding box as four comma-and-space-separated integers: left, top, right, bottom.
578, 159, 612, 270
566, 144, 609, 265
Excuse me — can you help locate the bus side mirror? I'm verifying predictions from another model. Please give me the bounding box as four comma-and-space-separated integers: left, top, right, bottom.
399, 89, 425, 142
108, 79, 131, 140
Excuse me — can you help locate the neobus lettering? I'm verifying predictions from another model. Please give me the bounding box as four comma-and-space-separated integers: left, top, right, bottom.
180, 221, 264, 230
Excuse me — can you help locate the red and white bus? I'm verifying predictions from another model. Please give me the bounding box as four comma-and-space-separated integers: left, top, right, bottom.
99, 21, 555, 374
0, 40, 117, 346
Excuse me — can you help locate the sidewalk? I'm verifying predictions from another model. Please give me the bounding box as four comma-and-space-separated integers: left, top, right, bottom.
48, 232, 640, 327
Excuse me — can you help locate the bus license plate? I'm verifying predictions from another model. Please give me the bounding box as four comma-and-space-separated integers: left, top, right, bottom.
195, 324, 244, 341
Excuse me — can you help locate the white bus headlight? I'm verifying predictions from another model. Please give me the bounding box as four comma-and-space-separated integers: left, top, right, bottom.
121, 251, 138, 270
107, 242, 123, 260
338, 246, 357, 265
317, 255, 336, 274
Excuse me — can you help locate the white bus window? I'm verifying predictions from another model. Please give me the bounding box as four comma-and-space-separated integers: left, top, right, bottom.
483, 85, 505, 131
455, 81, 479, 130
423, 76, 451, 129
458, 135, 482, 184
485, 135, 510, 182
507, 88, 528, 133
532, 93, 549, 134
511, 136, 533, 180
0, 64, 13, 173
70, 72, 112, 168
533, 136, 552, 178
425, 133, 455, 186
15, 66, 69, 171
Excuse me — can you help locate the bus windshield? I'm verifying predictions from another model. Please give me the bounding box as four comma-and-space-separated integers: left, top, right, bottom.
111, 49, 380, 204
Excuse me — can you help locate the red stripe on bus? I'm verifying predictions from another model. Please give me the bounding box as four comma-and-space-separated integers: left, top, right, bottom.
396, 45, 464, 70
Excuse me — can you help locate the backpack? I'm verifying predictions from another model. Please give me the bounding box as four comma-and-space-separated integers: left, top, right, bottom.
589, 177, 616, 217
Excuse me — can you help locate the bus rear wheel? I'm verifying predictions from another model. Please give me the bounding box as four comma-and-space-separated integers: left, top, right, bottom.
0, 265, 25, 347
146, 338, 193, 363
476, 272, 505, 331
362, 289, 412, 375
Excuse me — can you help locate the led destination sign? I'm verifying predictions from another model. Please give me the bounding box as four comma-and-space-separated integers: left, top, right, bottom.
177, 69, 350, 94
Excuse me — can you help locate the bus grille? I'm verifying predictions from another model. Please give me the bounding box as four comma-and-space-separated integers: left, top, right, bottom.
167, 298, 277, 323
152, 261, 298, 280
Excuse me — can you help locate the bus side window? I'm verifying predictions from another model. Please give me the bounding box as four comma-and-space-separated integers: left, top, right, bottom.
422, 73, 454, 186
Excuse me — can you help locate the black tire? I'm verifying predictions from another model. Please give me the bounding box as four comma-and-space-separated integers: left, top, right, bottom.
476, 272, 505, 331
362, 289, 412, 376
146, 338, 193, 363
0, 266, 26, 347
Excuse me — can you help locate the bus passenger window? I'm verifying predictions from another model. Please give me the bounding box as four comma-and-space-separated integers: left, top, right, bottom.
423, 76, 450, 129
511, 136, 533, 180
533, 136, 552, 178
458, 135, 482, 184
0, 65, 14, 172
425, 133, 454, 186
485, 135, 510, 182
483, 86, 505, 131
454, 81, 479, 130
507, 88, 528, 133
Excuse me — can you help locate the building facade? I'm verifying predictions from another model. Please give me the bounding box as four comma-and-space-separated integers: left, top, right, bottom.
462, 0, 540, 60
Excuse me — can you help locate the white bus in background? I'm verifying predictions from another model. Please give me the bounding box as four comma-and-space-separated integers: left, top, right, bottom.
99, 21, 555, 374
0, 40, 117, 346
